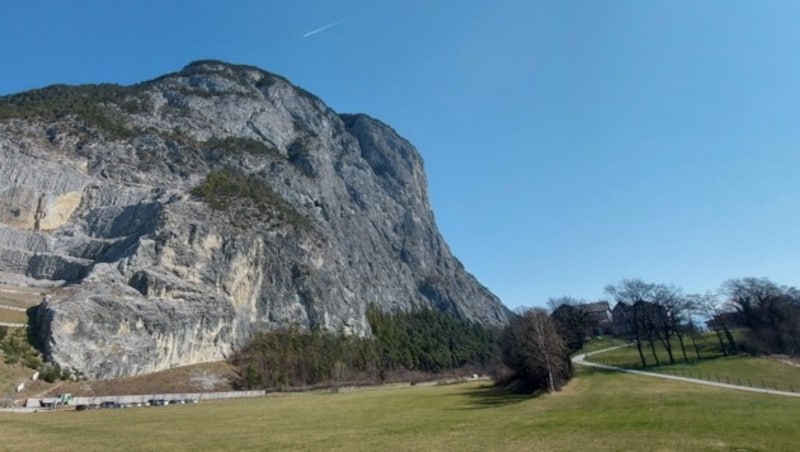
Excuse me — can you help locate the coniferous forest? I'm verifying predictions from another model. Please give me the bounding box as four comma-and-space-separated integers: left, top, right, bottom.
231, 306, 501, 390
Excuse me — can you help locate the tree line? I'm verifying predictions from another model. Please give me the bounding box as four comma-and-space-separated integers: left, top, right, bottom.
551, 276, 800, 369
231, 303, 572, 395
231, 306, 501, 390
231, 275, 798, 396
499, 275, 800, 393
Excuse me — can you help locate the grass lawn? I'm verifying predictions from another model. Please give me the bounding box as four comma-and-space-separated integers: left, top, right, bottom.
585, 335, 800, 392
574, 336, 630, 354
1, 368, 798, 451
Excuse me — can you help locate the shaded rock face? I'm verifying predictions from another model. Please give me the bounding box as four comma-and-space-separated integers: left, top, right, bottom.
0, 61, 509, 379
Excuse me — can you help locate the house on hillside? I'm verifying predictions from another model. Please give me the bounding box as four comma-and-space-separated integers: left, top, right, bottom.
611, 302, 632, 336
551, 301, 613, 338
584, 301, 612, 335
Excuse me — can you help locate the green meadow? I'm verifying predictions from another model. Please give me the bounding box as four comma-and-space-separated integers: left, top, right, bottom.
585, 336, 800, 393
1, 366, 798, 451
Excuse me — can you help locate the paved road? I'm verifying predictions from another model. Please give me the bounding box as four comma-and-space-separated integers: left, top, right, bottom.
572, 346, 800, 398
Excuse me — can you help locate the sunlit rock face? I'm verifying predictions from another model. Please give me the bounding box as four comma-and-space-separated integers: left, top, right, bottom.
0, 60, 509, 379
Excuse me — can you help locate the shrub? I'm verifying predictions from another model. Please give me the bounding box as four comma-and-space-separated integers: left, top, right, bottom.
38, 362, 63, 383
0, 328, 42, 369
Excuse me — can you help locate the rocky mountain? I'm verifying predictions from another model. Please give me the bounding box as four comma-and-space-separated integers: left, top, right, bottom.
0, 60, 509, 379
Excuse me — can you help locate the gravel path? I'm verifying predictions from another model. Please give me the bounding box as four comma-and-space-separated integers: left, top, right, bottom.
572, 346, 800, 398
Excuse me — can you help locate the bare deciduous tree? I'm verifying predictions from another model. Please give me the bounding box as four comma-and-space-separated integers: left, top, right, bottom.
605, 279, 655, 367
548, 296, 592, 352
721, 277, 800, 355
690, 292, 737, 354
650, 284, 690, 364
502, 308, 571, 392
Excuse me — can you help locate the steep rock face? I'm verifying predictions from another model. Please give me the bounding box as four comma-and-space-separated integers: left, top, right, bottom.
0, 61, 509, 379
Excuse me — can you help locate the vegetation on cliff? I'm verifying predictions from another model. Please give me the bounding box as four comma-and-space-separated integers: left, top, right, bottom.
0, 326, 68, 383
0, 83, 148, 138
191, 168, 312, 231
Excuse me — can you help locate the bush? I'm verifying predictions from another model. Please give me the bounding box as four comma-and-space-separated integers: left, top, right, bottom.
38, 362, 63, 383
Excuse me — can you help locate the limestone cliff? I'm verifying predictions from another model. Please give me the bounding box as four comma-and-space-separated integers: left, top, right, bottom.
0, 60, 509, 379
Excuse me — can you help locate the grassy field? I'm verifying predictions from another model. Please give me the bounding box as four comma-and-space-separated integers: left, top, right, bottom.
1, 367, 798, 451
584, 336, 800, 392
573, 336, 630, 354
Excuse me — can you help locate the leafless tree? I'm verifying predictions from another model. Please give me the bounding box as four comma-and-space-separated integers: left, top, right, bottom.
669, 297, 693, 362
605, 279, 655, 367
685, 319, 703, 360
502, 308, 570, 392
548, 296, 592, 352
650, 284, 691, 364
636, 300, 662, 366
689, 292, 737, 354
546, 296, 584, 311
721, 277, 800, 355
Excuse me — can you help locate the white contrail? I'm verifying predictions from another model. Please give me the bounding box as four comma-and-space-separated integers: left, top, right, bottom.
303, 19, 347, 38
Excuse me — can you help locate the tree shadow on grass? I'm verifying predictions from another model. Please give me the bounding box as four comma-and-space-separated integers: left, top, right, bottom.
596, 353, 729, 373
574, 366, 621, 377
450, 384, 535, 410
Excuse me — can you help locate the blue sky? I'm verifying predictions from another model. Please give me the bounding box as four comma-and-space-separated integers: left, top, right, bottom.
1, 1, 798, 309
